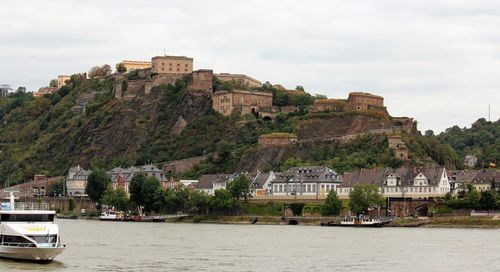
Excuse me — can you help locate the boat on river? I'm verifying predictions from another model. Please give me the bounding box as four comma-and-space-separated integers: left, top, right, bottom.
0, 192, 66, 261
321, 216, 392, 227
99, 210, 124, 221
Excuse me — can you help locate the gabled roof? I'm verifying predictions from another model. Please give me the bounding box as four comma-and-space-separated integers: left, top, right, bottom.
195, 174, 225, 189
340, 164, 446, 188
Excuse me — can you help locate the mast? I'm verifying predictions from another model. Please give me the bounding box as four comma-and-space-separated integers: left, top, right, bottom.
9, 192, 14, 210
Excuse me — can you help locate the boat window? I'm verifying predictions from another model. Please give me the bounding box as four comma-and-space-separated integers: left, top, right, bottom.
1, 235, 34, 245
27, 235, 58, 244
1, 213, 55, 222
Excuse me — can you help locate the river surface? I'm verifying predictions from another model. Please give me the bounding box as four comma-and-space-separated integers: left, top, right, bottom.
2, 219, 500, 271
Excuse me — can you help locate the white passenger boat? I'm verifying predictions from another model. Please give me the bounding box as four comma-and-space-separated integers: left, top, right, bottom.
321, 216, 392, 227
0, 192, 65, 261
99, 210, 123, 221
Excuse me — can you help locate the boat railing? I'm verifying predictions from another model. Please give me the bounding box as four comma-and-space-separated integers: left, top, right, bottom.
0, 242, 36, 248
0, 242, 63, 248
12, 202, 53, 211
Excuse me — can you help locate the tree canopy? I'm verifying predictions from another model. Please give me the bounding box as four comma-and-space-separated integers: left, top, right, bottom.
85, 168, 111, 204
321, 190, 342, 216
348, 184, 384, 216
227, 175, 252, 202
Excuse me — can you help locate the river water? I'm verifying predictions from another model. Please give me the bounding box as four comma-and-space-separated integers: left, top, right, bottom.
1, 219, 500, 271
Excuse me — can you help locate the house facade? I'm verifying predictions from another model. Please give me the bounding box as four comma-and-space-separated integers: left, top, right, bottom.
66, 165, 91, 196
447, 169, 499, 193
271, 166, 342, 197
251, 172, 276, 196
108, 164, 166, 197
338, 164, 451, 199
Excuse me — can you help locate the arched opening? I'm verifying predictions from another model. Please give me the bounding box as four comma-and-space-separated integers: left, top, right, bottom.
415, 204, 428, 217
262, 116, 272, 122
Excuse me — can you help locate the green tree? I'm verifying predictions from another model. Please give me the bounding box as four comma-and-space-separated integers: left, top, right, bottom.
479, 190, 498, 210
226, 175, 252, 202
88, 64, 112, 79
348, 184, 384, 216
85, 168, 111, 205
116, 63, 127, 73
321, 190, 342, 216
102, 185, 129, 211
142, 176, 161, 212
187, 190, 210, 214
129, 172, 146, 206
209, 189, 234, 211
49, 79, 58, 88
47, 179, 65, 196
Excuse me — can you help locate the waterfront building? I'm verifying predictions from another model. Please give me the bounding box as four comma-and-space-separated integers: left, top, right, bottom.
108, 164, 166, 197
0, 175, 64, 199
270, 166, 342, 197
338, 164, 451, 199
251, 171, 275, 196
447, 169, 500, 193
194, 174, 226, 195
66, 165, 91, 196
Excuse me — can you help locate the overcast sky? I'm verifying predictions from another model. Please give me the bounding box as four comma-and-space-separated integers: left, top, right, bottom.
1, 0, 499, 133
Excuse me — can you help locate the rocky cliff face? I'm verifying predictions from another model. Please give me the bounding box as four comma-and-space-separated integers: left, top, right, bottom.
298, 114, 400, 140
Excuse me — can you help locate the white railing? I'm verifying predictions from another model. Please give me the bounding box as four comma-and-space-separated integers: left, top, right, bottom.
13, 202, 52, 211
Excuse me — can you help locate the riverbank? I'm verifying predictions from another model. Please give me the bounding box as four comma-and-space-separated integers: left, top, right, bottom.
175, 215, 500, 228
63, 214, 500, 228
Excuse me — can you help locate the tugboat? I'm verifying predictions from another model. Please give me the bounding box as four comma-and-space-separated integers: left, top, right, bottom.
0, 192, 66, 261
321, 215, 391, 227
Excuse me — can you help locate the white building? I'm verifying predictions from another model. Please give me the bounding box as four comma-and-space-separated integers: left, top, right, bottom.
337, 164, 451, 199
66, 165, 91, 196
271, 166, 342, 197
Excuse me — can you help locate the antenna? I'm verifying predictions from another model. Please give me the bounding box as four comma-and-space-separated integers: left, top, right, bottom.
163, 48, 166, 56
488, 104, 491, 122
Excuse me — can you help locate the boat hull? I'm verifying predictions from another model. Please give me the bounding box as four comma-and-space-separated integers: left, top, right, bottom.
0, 245, 65, 261
321, 222, 385, 227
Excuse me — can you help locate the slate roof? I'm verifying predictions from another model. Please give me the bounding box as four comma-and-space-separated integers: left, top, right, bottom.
271, 166, 341, 184
251, 172, 271, 188
195, 174, 225, 189
339, 164, 446, 188
447, 170, 500, 185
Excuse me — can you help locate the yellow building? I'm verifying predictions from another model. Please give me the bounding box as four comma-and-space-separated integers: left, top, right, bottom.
119, 60, 152, 72
57, 75, 70, 89
151, 55, 193, 74
214, 73, 262, 88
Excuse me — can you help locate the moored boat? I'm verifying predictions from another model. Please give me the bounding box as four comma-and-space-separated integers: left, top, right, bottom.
0, 192, 66, 261
99, 210, 124, 221
321, 216, 392, 227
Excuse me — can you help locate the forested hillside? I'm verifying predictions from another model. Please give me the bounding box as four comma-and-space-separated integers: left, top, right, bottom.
0, 74, 495, 186
437, 118, 500, 167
